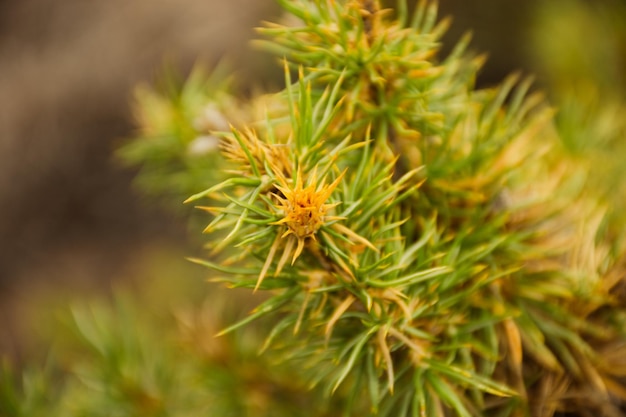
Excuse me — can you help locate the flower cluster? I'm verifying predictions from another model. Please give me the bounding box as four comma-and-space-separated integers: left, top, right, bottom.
271, 168, 344, 264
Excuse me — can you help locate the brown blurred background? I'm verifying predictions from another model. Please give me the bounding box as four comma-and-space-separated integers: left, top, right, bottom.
0, 0, 618, 361
0, 0, 282, 360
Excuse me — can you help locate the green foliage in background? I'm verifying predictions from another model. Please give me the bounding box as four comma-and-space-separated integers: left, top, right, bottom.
3, 1, 626, 416
118, 63, 237, 206
530, 0, 626, 239
0, 287, 346, 417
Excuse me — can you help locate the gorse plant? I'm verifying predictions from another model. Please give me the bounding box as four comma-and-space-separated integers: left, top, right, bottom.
3, 1, 625, 416
179, 0, 626, 415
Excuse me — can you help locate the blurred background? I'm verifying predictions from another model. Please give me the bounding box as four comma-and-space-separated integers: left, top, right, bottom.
0, 0, 624, 364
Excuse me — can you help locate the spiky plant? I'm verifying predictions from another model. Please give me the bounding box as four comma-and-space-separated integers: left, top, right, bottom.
178, 1, 626, 416
4, 1, 625, 417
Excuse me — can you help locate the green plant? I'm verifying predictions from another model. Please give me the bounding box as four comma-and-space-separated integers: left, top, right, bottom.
4, 1, 626, 416
178, 1, 626, 415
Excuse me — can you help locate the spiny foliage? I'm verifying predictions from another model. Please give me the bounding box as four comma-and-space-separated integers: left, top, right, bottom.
181, 1, 626, 416
5, 1, 625, 417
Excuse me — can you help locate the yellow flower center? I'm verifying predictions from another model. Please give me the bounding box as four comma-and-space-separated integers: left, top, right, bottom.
280, 184, 328, 239
271, 168, 345, 263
